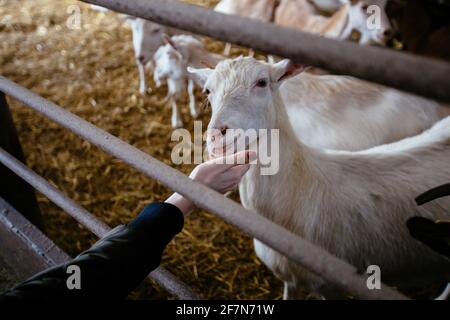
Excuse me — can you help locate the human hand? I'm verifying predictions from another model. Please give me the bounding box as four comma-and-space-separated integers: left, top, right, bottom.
165, 150, 256, 215
189, 150, 256, 194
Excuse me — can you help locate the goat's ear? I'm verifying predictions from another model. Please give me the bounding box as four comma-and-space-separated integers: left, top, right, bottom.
187, 67, 213, 87
271, 59, 306, 84
162, 34, 178, 51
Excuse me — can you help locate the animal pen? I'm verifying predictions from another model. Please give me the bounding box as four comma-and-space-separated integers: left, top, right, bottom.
1, 0, 449, 300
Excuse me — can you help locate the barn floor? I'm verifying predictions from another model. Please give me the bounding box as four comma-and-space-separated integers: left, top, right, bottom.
0, 0, 287, 299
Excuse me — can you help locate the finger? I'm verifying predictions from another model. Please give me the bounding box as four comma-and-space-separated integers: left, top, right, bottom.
228, 164, 251, 180
218, 165, 250, 193
210, 150, 257, 172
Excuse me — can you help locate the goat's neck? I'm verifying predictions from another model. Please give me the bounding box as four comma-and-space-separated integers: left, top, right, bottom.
273, 90, 321, 179
243, 91, 328, 229
250, 91, 324, 194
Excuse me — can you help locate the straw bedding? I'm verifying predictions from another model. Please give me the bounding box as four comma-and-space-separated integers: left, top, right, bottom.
0, 0, 287, 299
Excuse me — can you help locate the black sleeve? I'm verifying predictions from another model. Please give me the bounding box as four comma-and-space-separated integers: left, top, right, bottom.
0, 202, 184, 300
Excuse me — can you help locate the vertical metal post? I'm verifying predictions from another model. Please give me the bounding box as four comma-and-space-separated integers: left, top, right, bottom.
0, 92, 42, 229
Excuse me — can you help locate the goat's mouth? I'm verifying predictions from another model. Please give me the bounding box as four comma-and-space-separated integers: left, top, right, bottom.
207, 140, 240, 159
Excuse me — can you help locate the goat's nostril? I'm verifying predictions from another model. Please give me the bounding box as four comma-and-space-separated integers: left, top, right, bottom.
220, 126, 228, 136
383, 30, 393, 38
138, 55, 145, 63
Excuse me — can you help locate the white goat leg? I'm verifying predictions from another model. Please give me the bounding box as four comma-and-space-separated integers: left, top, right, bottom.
137, 62, 147, 95
223, 42, 232, 56
188, 79, 198, 118
170, 96, 183, 128
359, 32, 371, 45
435, 283, 450, 300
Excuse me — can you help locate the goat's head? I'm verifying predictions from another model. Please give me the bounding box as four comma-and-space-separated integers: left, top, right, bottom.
126, 17, 166, 66
189, 57, 304, 157
152, 35, 186, 87
347, 0, 392, 45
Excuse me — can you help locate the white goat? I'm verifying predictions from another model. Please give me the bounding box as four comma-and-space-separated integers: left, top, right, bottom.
125, 17, 178, 95
153, 35, 223, 128
214, 0, 278, 56
275, 0, 392, 45
88, 7, 173, 94
90, 4, 160, 95
190, 57, 450, 299
280, 73, 449, 151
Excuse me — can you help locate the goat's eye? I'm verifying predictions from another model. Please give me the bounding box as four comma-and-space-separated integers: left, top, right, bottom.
205, 88, 211, 95
256, 79, 268, 88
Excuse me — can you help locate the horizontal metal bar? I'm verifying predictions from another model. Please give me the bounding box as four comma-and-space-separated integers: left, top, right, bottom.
0, 77, 408, 299
81, 0, 450, 103
0, 148, 109, 237
0, 146, 201, 300
0, 92, 42, 228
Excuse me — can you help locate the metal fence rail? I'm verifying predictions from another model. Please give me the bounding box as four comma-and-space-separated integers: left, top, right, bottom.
81, 0, 450, 103
0, 76, 408, 300
0, 146, 201, 300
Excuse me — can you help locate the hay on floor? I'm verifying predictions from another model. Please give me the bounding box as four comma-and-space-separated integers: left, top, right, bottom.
0, 0, 284, 299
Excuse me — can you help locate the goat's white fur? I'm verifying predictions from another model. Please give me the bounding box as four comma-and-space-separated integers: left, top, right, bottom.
92, 12, 180, 95
88, 6, 163, 94
214, 0, 278, 56
153, 35, 223, 128
125, 17, 179, 95
275, 0, 392, 45
435, 283, 450, 300
192, 57, 450, 299
280, 73, 446, 151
